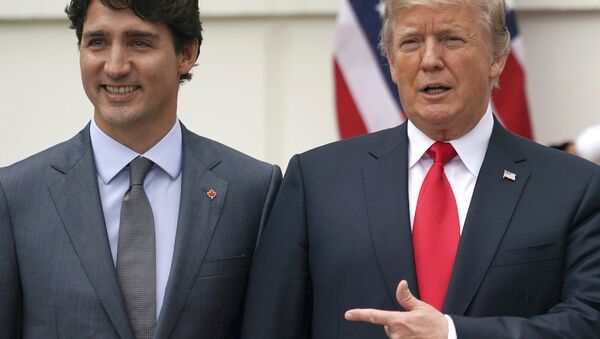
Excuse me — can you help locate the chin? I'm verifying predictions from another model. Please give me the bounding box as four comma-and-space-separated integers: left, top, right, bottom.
97, 109, 140, 127
416, 107, 455, 124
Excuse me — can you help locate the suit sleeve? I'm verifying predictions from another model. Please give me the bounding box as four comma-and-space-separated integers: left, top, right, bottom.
254, 164, 282, 251
451, 169, 600, 338
241, 155, 312, 339
0, 179, 22, 338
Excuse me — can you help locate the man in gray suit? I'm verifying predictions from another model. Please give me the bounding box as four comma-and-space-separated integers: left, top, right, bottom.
0, 0, 281, 338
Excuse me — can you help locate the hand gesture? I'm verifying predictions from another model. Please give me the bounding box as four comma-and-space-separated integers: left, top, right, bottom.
345, 280, 448, 339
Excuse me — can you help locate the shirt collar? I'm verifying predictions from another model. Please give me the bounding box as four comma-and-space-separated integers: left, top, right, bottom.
407, 104, 494, 176
90, 119, 183, 184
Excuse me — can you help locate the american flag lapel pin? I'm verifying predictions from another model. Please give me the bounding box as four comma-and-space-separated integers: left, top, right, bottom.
207, 189, 217, 200
502, 170, 517, 182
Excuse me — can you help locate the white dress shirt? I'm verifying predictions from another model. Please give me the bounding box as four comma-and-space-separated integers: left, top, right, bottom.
407, 106, 494, 338
90, 119, 182, 319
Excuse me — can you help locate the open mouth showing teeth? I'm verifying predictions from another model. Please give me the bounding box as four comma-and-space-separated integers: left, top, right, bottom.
423, 86, 450, 95
105, 85, 139, 95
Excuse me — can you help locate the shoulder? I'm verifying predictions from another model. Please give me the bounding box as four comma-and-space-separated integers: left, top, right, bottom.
0, 128, 89, 190
493, 126, 599, 174
490, 126, 600, 202
181, 126, 279, 182
273, 125, 406, 189
297, 124, 405, 167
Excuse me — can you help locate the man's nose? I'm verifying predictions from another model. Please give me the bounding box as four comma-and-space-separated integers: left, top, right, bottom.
420, 39, 444, 72
104, 45, 131, 79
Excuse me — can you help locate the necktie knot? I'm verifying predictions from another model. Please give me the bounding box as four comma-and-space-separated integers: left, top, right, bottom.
426, 142, 457, 165
129, 157, 153, 187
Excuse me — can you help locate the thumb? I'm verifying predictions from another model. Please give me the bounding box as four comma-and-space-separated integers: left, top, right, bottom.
396, 280, 420, 311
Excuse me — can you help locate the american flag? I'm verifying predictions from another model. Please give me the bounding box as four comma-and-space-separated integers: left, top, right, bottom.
333, 0, 533, 139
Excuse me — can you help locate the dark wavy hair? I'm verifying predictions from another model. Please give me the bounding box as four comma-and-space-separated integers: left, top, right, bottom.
65, 0, 203, 82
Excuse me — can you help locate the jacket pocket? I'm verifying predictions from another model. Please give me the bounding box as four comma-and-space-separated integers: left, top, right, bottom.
491, 242, 561, 267
197, 254, 247, 278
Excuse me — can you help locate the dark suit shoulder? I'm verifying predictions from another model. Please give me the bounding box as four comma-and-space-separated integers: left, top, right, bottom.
534, 142, 599, 172
492, 125, 600, 176
297, 125, 404, 168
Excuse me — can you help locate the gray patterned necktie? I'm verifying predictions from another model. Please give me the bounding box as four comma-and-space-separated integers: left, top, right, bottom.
117, 156, 156, 339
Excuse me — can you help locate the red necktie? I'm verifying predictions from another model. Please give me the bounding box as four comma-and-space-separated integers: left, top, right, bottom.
413, 142, 460, 311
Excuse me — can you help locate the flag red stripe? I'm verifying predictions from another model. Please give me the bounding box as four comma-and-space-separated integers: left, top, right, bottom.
492, 53, 533, 139
334, 60, 368, 138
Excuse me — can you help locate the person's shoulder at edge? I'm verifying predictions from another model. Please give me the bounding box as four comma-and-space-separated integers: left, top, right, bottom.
0, 127, 89, 182
180, 123, 278, 174
294, 123, 406, 165
496, 125, 600, 173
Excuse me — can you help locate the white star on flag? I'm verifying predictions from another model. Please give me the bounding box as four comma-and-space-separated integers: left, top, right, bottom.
375, 0, 385, 18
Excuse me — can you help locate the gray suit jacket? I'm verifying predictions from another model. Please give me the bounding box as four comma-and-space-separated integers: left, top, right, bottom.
0, 123, 281, 339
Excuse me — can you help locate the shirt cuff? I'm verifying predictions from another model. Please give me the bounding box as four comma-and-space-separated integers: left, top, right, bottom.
445, 315, 458, 339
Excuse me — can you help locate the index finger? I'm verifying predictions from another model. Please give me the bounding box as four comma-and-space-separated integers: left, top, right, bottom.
345, 308, 402, 326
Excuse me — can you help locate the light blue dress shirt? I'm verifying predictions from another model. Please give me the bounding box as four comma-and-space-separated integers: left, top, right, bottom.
90, 119, 182, 319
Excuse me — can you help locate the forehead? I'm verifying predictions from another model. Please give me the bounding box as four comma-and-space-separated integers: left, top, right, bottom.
392, 3, 482, 34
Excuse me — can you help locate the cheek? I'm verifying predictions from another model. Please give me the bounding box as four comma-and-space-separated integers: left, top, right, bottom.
152, 57, 180, 81
79, 58, 88, 76
457, 59, 491, 88
393, 64, 416, 89
79, 63, 93, 89
391, 53, 417, 78
79, 54, 101, 79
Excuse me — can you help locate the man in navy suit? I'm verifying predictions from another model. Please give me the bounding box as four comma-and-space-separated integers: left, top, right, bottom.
241, 0, 600, 338
0, 0, 280, 338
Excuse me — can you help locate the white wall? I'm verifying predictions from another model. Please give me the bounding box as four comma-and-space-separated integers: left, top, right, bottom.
518, 10, 600, 143
1, 1, 600, 169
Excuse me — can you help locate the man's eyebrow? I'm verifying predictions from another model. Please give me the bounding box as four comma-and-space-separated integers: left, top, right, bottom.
81, 30, 159, 40
437, 27, 468, 35
82, 30, 109, 39
395, 27, 421, 37
125, 30, 159, 39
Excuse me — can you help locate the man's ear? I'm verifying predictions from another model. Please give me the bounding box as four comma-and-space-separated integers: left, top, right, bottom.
490, 53, 508, 80
179, 40, 200, 76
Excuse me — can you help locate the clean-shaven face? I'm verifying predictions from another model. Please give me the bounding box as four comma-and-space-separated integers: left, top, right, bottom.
387, 3, 506, 141
79, 0, 191, 138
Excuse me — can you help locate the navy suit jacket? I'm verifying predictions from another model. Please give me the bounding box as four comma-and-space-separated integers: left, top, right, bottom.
241, 121, 600, 338
0, 124, 281, 338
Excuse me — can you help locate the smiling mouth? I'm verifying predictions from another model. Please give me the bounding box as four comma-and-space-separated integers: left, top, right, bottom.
104, 85, 140, 95
422, 86, 451, 95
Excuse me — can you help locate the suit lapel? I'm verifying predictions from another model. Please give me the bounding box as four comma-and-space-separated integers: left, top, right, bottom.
362, 125, 419, 308
444, 123, 530, 314
48, 127, 134, 339
155, 128, 228, 339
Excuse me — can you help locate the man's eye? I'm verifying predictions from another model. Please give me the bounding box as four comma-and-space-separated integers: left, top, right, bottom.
88, 38, 106, 47
398, 39, 420, 51
443, 36, 464, 45
131, 40, 150, 48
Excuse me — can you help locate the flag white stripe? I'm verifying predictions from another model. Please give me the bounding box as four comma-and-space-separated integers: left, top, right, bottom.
334, 0, 402, 132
